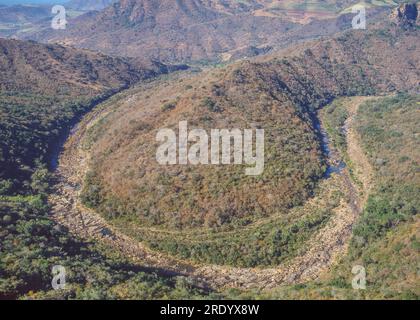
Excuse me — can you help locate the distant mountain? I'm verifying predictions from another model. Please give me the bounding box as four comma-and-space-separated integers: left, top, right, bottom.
0, 4, 59, 38
0, 4, 52, 37
0, 4, 50, 24
21, 0, 281, 62
0, 1, 116, 38
20, 0, 400, 63
66, 0, 116, 11
0, 35, 200, 301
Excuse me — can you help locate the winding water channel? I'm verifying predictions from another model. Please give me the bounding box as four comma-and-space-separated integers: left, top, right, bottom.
314, 113, 347, 178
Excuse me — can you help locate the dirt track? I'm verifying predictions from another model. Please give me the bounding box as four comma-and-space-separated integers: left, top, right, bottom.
49, 96, 374, 290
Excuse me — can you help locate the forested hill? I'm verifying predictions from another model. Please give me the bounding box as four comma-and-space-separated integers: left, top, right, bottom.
0, 38, 185, 194
0, 38, 198, 300
0, 38, 177, 96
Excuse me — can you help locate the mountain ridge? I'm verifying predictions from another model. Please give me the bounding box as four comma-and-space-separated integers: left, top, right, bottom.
20, 0, 397, 62
0, 36, 186, 190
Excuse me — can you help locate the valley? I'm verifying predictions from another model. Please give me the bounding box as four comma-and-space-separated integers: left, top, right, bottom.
0, 1, 418, 300
47, 13, 419, 291
49, 81, 374, 290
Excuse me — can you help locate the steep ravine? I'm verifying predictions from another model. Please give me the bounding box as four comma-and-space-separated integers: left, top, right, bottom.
48, 94, 374, 290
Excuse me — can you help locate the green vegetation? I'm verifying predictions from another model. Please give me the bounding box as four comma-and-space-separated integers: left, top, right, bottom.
161, 101, 177, 112
0, 195, 210, 300
325, 95, 419, 246
331, 95, 419, 299
322, 99, 349, 152
129, 203, 333, 268
0, 92, 93, 193
0, 39, 207, 299
225, 94, 419, 299
201, 97, 222, 112
270, 94, 419, 299
351, 95, 418, 245
0, 37, 163, 195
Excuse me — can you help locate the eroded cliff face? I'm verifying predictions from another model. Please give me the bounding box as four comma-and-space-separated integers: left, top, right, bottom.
390, 2, 420, 28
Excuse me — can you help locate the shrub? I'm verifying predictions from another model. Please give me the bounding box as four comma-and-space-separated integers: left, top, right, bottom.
161, 102, 177, 112
201, 97, 221, 112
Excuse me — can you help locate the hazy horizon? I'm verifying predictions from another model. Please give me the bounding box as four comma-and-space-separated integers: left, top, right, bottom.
0, 0, 66, 5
